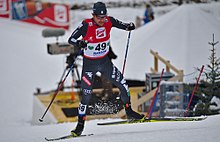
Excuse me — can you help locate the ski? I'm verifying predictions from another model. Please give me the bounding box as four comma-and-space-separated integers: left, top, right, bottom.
45, 133, 94, 141
97, 116, 207, 126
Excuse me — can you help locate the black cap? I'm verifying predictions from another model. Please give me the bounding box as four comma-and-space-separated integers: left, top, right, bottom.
92, 2, 107, 16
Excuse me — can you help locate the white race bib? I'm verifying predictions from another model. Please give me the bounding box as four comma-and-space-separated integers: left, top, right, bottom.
84, 40, 110, 59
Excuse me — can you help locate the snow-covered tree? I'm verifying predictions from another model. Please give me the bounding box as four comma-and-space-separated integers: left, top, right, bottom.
194, 34, 220, 115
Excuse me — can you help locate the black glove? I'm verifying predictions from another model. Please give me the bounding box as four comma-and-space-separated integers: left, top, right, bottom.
77, 40, 87, 49
66, 54, 76, 69
127, 22, 135, 31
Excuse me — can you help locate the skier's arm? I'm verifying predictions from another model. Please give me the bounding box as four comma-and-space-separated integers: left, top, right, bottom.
109, 16, 135, 31
68, 21, 88, 48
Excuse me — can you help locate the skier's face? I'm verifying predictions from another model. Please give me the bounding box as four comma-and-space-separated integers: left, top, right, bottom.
93, 14, 106, 26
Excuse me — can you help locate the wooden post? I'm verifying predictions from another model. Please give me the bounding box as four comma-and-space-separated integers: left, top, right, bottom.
150, 49, 184, 81
166, 60, 170, 72
179, 70, 184, 82
154, 52, 158, 72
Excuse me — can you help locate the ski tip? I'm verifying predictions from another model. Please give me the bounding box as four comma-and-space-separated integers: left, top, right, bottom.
44, 133, 94, 141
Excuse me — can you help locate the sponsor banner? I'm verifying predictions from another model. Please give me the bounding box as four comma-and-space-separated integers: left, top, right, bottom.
0, 0, 10, 18
23, 2, 69, 29
11, 0, 70, 29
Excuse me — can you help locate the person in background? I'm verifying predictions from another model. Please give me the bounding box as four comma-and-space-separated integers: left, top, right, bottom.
143, 3, 154, 24
147, 4, 154, 21
135, 16, 142, 28
68, 1, 145, 136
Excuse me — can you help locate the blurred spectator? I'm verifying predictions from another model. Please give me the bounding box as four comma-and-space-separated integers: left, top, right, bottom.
135, 16, 142, 28
143, 3, 154, 24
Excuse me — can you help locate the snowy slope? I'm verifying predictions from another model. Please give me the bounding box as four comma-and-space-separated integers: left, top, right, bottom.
112, 4, 220, 81
1, 115, 219, 142
0, 18, 65, 126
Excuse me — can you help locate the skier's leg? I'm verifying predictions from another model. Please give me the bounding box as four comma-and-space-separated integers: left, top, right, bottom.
102, 62, 144, 120
71, 65, 95, 136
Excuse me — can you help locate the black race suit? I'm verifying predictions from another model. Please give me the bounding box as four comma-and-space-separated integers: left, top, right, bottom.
68, 16, 131, 117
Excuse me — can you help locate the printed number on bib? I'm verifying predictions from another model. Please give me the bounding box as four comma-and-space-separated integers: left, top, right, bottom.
84, 40, 110, 58
95, 42, 107, 51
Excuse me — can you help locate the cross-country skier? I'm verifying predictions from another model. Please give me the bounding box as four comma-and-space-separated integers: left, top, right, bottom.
68, 1, 145, 136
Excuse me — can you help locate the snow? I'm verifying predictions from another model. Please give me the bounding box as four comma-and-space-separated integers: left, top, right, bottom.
119, 3, 220, 81
0, 2, 220, 142
1, 115, 220, 142
210, 96, 220, 112
32, 96, 57, 125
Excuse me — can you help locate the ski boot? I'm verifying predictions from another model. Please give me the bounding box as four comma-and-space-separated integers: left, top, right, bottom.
125, 103, 145, 122
71, 116, 85, 136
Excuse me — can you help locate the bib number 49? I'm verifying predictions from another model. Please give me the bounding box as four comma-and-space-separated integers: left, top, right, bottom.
95, 42, 107, 51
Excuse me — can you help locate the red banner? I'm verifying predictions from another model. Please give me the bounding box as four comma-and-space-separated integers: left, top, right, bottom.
22, 2, 70, 29
0, 0, 9, 18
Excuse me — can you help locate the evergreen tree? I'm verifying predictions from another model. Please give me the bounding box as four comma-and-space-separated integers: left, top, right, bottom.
194, 34, 220, 116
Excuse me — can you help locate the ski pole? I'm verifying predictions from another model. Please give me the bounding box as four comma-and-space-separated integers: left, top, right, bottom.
147, 68, 164, 119
39, 49, 83, 122
57, 68, 67, 91
184, 65, 204, 117
122, 31, 131, 75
